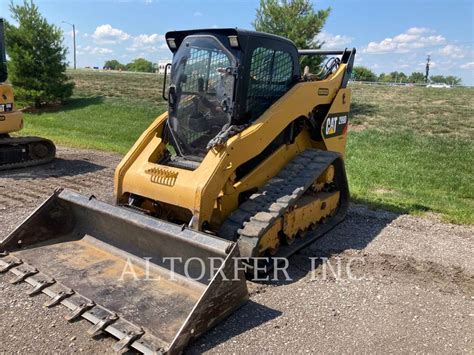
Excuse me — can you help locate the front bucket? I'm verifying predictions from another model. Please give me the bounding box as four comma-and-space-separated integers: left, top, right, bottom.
0, 189, 249, 354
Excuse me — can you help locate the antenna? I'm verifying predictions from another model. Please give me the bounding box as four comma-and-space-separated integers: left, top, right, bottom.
425, 55, 431, 83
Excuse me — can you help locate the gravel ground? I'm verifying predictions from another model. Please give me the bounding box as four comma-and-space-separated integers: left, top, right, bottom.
0, 147, 472, 353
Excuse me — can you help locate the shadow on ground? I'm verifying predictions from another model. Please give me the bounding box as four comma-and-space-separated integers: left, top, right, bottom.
350, 196, 431, 219
350, 102, 379, 124
187, 301, 282, 353
0, 158, 107, 179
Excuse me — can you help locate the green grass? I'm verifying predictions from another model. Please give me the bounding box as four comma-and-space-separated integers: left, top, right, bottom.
350, 84, 474, 139
21, 97, 166, 154
346, 84, 474, 223
346, 130, 473, 224
69, 69, 164, 104
17, 71, 474, 224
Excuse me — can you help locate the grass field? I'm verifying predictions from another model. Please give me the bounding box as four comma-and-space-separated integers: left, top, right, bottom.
19, 70, 474, 224
21, 70, 166, 153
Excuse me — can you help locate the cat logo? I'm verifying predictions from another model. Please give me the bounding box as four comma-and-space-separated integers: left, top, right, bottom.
325, 116, 338, 135
322, 113, 348, 138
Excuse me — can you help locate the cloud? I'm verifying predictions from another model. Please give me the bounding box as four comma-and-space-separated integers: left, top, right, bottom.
128, 33, 166, 53
193, 11, 203, 16
134, 33, 164, 45
439, 44, 465, 58
406, 27, 431, 35
92, 24, 130, 44
78, 45, 113, 55
315, 31, 353, 49
364, 28, 445, 53
460, 62, 474, 69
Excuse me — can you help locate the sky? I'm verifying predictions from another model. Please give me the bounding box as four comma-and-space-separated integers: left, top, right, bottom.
1, 0, 473, 84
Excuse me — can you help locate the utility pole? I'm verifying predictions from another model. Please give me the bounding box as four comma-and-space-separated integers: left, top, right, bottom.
425, 55, 431, 83
62, 21, 76, 70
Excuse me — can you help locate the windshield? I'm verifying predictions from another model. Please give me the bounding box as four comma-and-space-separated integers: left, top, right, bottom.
167, 35, 235, 158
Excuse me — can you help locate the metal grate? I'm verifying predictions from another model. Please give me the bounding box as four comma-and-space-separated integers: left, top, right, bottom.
246, 47, 293, 120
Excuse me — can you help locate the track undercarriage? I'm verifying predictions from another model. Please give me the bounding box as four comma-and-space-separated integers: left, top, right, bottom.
0, 135, 56, 171
220, 149, 349, 269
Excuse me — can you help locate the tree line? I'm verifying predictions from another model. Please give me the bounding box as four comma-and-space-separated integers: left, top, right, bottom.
104, 58, 154, 73
352, 66, 462, 85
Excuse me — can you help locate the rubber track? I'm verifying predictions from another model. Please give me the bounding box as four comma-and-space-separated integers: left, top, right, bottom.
219, 149, 349, 261
0, 136, 56, 171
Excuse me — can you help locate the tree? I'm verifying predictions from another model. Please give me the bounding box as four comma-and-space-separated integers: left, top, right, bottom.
126, 58, 154, 73
389, 71, 408, 83
429, 75, 461, 85
409, 72, 425, 83
352, 66, 376, 82
378, 73, 392, 82
5, 0, 74, 107
104, 59, 126, 71
444, 75, 461, 85
253, 0, 331, 72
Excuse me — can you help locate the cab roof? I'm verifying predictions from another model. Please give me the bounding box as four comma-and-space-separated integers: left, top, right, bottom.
164, 28, 297, 53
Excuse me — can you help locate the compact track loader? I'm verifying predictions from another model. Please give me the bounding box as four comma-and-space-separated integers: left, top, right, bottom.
0, 18, 56, 170
0, 28, 355, 353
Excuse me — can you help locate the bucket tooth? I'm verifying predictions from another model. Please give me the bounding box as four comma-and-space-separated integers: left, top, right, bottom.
65, 299, 96, 322
44, 287, 75, 308
27, 274, 56, 296
9, 264, 38, 284
113, 328, 145, 353
0, 255, 22, 273
87, 312, 119, 337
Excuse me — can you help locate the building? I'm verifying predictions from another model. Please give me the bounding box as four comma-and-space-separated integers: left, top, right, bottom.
157, 59, 171, 74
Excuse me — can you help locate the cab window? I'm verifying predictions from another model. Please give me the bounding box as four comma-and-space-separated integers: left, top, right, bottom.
246, 47, 293, 120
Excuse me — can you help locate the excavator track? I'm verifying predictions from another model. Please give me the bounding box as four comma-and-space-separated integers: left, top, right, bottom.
0, 136, 56, 171
219, 149, 349, 271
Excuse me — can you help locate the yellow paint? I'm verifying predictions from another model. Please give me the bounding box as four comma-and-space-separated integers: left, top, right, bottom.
283, 191, 339, 238
0, 84, 23, 134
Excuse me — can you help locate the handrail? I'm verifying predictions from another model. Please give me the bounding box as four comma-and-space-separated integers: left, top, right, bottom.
298, 49, 346, 56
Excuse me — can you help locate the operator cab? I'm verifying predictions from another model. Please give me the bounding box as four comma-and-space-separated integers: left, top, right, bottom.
163, 29, 300, 163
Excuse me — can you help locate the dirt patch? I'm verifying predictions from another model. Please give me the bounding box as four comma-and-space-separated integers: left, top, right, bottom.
348, 123, 366, 132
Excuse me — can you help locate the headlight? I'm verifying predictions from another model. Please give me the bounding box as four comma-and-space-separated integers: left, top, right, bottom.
0, 103, 13, 112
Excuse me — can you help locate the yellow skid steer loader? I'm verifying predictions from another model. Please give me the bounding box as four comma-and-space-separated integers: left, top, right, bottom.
0, 28, 355, 353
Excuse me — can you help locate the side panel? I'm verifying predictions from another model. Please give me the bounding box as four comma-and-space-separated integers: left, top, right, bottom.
320, 88, 351, 155
0, 84, 23, 134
